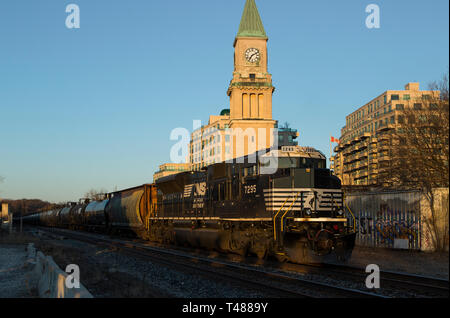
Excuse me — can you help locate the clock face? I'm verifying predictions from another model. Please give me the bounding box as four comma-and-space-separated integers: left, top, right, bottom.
245, 48, 260, 63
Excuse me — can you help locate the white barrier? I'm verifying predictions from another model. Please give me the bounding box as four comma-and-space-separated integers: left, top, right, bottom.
28, 244, 93, 298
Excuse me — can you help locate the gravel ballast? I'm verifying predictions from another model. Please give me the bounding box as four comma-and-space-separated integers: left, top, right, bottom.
0, 245, 36, 298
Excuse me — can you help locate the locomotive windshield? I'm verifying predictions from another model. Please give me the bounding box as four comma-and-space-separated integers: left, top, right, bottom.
277, 157, 326, 169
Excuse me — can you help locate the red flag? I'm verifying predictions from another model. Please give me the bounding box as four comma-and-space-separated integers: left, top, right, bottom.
331, 136, 340, 143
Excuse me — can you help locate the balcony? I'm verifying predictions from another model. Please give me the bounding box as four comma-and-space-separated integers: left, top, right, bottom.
377, 134, 390, 142
378, 143, 390, 151
355, 171, 368, 178
377, 123, 395, 132
368, 147, 378, 155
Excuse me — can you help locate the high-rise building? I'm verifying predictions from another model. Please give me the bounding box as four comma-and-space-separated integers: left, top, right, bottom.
331, 82, 440, 187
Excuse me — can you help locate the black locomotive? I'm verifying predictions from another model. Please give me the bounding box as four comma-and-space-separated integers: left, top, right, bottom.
23, 146, 356, 263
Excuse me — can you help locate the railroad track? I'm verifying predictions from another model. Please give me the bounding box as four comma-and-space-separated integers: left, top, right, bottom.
266, 260, 448, 298
29, 226, 384, 298
313, 263, 449, 297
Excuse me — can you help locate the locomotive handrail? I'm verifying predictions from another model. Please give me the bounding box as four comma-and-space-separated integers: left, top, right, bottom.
273, 191, 302, 244
273, 194, 292, 242
280, 191, 301, 233
343, 194, 356, 232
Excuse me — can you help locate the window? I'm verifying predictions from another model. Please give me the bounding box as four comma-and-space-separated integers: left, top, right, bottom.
390, 116, 395, 124
388, 105, 392, 112
430, 103, 438, 110
249, 73, 256, 80
422, 94, 431, 100
403, 94, 410, 101
396, 104, 404, 110
225, 135, 230, 142
414, 103, 422, 110
418, 115, 427, 123
384, 95, 387, 104
391, 94, 399, 101
398, 115, 404, 124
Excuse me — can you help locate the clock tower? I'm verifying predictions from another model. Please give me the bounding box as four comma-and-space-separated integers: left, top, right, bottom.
227, 0, 276, 156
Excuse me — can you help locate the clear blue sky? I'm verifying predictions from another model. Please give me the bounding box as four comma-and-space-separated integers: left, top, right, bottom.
0, 0, 448, 202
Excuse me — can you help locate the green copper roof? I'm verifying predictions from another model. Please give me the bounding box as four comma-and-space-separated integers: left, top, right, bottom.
220, 109, 230, 116
237, 0, 267, 38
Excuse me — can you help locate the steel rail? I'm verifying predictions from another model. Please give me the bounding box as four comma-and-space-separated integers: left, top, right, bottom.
32, 226, 385, 298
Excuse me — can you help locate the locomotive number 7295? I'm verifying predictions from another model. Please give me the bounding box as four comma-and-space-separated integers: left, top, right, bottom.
244, 184, 257, 194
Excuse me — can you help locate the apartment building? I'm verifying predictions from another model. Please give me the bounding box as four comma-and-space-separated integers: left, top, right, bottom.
331, 82, 440, 186
153, 163, 191, 183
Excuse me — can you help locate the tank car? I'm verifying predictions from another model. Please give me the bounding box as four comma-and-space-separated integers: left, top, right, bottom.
59, 203, 78, 228
83, 198, 109, 232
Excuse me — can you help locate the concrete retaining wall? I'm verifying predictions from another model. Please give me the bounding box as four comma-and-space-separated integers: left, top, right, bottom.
420, 188, 449, 252
28, 244, 93, 298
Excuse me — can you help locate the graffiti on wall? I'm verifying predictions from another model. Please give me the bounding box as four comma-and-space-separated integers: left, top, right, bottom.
348, 193, 421, 249
374, 219, 418, 245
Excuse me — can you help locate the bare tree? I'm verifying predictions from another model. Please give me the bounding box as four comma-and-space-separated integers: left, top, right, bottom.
380, 72, 449, 251
84, 188, 108, 201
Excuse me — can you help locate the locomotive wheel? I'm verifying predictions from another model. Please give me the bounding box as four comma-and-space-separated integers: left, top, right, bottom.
229, 230, 249, 256
274, 252, 289, 263
234, 246, 248, 257
249, 240, 268, 260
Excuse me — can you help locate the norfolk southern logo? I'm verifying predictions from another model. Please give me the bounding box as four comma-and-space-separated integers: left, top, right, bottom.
184, 182, 207, 198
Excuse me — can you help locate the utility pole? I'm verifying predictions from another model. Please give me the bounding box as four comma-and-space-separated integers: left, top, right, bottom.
20, 201, 24, 233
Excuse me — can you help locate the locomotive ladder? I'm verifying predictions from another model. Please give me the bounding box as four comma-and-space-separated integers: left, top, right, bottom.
273, 191, 302, 250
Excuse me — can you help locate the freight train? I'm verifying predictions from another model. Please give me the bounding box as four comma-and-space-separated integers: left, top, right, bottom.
23, 146, 356, 263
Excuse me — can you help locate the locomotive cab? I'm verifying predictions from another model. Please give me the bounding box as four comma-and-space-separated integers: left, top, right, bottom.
259, 146, 356, 262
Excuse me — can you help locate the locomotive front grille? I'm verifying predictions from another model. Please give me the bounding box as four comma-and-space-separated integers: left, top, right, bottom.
263, 188, 343, 213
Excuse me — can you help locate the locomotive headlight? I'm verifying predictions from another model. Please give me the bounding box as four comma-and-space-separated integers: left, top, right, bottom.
337, 209, 344, 216
304, 208, 312, 216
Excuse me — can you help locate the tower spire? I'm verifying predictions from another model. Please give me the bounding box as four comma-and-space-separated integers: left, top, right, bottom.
237, 0, 267, 38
